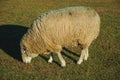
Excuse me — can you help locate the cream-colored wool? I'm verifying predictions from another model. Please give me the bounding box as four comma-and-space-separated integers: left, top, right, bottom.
20, 6, 100, 65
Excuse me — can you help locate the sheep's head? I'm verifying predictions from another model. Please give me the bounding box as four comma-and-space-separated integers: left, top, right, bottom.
20, 40, 39, 63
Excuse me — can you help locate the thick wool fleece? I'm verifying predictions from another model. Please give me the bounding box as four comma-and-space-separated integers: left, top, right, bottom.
21, 6, 100, 54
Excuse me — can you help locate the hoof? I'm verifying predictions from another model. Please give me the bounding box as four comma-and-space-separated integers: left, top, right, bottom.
77, 60, 83, 65
61, 64, 66, 67
48, 57, 53, 63
61, 62, 66, 67
48, 60, 53, 63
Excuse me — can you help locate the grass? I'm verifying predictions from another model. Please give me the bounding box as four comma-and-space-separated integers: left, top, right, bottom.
0, 0, 120, 80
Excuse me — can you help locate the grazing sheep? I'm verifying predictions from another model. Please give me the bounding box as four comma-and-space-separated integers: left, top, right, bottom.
20, 6, 100, 67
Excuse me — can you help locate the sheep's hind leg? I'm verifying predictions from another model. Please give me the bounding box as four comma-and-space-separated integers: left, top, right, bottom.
57, 52, 66, 67
84, 48, 89, 61
77, 48, 88, 64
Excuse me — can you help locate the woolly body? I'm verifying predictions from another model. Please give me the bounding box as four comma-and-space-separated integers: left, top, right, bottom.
20, 6, 100, 66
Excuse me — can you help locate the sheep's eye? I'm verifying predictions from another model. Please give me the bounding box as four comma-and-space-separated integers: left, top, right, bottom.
23, 48, 27, 53
22, 45, 27, 54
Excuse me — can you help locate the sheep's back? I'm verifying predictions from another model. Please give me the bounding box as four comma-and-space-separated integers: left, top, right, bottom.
34, 6, 100, 46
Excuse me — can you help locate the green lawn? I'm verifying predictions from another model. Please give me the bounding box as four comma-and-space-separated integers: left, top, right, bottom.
0, 0, 120, 80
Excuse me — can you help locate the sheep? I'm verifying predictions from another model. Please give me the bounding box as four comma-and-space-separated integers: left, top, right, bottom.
20, 6, 100, 67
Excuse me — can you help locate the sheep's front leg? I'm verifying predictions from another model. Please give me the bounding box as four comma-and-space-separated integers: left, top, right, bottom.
48, 54, 53, 63
57, 52, 66, 67
77, 48, 89, 64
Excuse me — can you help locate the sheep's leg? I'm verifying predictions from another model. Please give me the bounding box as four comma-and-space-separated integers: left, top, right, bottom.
84, 48, 89, 60
48, 53, 53, 63
77, 48, 88, 64
57, 52, 66, 67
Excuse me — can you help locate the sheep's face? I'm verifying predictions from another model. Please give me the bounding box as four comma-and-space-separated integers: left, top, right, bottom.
20, 42, 39, 63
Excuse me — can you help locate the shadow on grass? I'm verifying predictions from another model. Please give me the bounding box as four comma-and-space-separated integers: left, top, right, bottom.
62, 48, 80, 63
63, 48, 80, 57
0, 25, 28, 61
